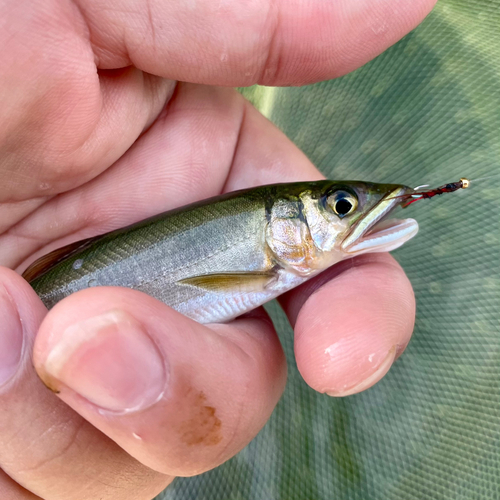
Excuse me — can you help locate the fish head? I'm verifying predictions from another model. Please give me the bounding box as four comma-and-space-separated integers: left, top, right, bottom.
308, 180, 419, 257
266, 181, 419, 276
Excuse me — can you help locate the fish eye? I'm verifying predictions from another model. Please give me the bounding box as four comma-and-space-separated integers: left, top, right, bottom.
326, 190, 358, 218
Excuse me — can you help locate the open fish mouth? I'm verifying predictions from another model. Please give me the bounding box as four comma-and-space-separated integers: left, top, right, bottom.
341, 187, 419, 254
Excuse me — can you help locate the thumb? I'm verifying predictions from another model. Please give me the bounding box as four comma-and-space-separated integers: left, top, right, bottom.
33, 286, 287, 476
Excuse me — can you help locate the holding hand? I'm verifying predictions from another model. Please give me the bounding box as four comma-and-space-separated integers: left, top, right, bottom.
0, 0, 435, 498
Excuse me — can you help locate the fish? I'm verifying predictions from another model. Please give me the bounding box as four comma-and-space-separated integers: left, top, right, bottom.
23, 180, 420, 324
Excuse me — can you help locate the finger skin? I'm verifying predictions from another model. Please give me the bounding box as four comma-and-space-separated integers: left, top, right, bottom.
0, 268, 171, 500
79, 0, 436, 85
0, 0, 173, 201
223, 94, 324, 192
280, 253, 415, 396
33, 287, 287, 476
0, 470, 42, 500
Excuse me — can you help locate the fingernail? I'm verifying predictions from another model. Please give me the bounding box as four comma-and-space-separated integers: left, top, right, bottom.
0, 286, 24, 387
41, 310, 166, 412
326, 346, 396, 397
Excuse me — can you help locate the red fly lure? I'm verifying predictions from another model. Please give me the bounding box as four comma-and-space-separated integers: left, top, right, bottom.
399, 178, 470, 207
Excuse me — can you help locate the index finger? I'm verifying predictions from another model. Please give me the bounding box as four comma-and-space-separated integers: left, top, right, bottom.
80, 0, 436, 85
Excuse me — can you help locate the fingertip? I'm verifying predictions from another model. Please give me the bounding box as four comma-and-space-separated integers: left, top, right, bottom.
33, 287, 287, 475
0, 267, 47, 387
289, 254, 415, 396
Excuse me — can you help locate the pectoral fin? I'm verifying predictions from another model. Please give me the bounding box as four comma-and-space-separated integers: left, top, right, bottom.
178, 271, 278, 293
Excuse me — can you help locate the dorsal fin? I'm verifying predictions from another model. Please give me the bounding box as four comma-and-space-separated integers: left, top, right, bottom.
22, 236, 102, 283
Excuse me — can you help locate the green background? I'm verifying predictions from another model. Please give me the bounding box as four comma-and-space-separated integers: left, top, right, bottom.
159, 1, 500, 498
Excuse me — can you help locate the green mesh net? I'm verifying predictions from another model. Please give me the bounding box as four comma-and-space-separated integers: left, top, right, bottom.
158, 1, 500, 498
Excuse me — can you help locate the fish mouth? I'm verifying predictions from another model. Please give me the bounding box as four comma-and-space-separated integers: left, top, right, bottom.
341, 187, 419, 254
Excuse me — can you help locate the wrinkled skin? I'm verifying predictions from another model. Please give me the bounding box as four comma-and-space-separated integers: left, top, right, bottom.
0, 0, 436, 499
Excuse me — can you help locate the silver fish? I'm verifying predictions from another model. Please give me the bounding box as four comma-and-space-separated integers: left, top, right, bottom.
24, 181, 419, 323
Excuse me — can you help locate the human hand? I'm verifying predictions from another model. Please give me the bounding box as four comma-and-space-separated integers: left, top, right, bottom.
0, 0, 436, 498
